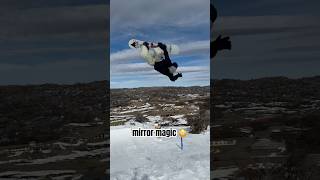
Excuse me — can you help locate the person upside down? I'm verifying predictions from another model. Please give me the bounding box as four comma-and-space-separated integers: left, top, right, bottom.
129, 39, 182, 81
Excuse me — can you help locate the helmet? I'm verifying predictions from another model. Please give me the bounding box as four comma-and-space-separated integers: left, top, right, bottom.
128, 39, 138, 49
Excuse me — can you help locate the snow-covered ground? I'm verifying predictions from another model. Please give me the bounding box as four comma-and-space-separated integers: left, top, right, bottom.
110, 123, 210, 180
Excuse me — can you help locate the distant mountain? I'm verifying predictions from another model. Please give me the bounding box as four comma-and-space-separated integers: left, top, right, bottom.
212, 76, 320, 103
0, 80, 109, 146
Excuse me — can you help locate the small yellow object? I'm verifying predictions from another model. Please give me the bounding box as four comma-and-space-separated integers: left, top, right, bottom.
178, 128, 187, 138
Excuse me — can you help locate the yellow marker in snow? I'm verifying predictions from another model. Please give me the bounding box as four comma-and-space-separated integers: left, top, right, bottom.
178, 128, 187, 150
178, 128, 187, 138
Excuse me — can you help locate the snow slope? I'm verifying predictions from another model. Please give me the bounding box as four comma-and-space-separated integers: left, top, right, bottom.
110, 124, 210, 180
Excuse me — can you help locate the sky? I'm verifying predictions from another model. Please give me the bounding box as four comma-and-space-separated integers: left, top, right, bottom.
0, 0, 108, 85
212, 0, 320, 80
2, 1, 316, 85
110, 0, 210, 88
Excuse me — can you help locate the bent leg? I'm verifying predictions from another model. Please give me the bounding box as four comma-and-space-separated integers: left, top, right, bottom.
168, 73, 182, 81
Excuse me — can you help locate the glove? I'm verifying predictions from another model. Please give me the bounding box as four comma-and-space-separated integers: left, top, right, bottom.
214, 35, 231, 51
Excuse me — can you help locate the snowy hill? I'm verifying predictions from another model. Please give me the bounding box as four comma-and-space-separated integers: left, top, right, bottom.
110, 123, 210, 180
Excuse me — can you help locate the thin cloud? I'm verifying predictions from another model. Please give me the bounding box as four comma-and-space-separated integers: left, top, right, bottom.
0, 1, 108, 85
111, 60, 209, 74
0, 4, 108, 39
110, 40, 209, 62
213, 15, 320, 37
110, 49, 139, 62
111, 0, 209, 32
179, 40, 210, 54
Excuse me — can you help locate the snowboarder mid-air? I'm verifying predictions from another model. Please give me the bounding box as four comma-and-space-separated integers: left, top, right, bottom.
129, 39, 182, 82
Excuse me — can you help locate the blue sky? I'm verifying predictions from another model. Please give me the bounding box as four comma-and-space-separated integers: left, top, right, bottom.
0, 0, 108, 85
110, 0, 210, 88
212, 0, 320, 79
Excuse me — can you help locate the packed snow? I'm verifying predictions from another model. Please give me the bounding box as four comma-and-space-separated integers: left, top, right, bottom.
110, 123, 210, 180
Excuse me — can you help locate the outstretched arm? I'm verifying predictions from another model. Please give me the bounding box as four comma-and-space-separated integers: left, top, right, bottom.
142, 42, 150, 50
141, 42, 159, 49
150, 43, 159, 48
